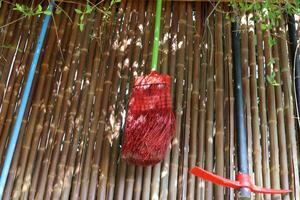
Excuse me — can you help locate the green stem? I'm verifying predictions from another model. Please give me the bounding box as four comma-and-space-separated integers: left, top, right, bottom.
151, 0, 162, 71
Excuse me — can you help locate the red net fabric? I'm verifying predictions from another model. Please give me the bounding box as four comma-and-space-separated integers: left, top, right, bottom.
122, 71, 176, 166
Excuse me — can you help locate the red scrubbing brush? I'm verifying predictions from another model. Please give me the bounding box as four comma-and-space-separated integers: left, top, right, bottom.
121, 0, 175, 166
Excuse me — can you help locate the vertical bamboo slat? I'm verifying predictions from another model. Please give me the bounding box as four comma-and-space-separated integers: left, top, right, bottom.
248, 13, 263, 200
256, 19, 271, 200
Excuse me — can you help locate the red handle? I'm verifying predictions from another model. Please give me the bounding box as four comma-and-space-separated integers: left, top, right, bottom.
190, 167, 291, 194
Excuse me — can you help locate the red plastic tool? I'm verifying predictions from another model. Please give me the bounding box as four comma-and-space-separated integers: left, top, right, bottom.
190, 167, 291, 194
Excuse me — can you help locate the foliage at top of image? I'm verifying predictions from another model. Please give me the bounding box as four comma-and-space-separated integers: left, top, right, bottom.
13, 3, 52, 17
227, 0, 300, 85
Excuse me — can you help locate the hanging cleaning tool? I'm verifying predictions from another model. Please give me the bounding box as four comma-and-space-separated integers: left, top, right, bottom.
190, 21, 291, 198
121, 0, 175, 166
0, 1, 55, 198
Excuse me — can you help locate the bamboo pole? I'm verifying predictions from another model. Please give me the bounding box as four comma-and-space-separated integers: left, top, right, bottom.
241, 13, 253, 179
180, 2, 192, 199
255, 19, 271, 200
34, 6, 82, 199
271, 27, 290, 200
204, 5, 215, 199
28, 7, 75, 199
113, 2, 138, 200
20, 5, 74, 199
105, 2, 134, 200
75, 4, 117, 200
9, 11, 62, 199
195, 5, 207, 200
223, 5, 235, 200
187, 3, 201, 199
248, 13, 263, 200
278, 17, 300, 199
158, 2, 179, 200
94, 1, 132, 199
0, 13, 35, 164
168, 2, 186, 200
123, 2, 146, 200
263, 23, 282, 200
43, 9, 94, 200
214, 7, 224, 200
0, 0, 28, 105
52, 8, 99, 200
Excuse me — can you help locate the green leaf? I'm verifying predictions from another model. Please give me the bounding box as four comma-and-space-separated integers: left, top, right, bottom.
85, 4, 92, 13
55, 7, 62, 14
37, 4, 42, 12
80, 14, 84, 22
75, 8, 82, 14
79, 23, 84, 32
43, 10, 52, 15
261, 23, 267, 31
268, 57, 276, 66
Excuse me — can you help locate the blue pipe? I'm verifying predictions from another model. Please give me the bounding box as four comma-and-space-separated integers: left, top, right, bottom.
0, 1, 55, 198
232, 22, 251, 199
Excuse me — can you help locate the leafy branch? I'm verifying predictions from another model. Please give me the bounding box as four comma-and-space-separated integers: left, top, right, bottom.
13, 3, 52, 17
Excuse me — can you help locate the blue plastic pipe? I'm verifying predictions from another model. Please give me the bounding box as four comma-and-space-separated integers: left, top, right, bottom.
0, 1, 55, 198
232, 22, 251, 199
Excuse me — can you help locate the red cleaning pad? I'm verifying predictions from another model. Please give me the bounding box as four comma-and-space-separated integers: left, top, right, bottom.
122, 71, 176, 166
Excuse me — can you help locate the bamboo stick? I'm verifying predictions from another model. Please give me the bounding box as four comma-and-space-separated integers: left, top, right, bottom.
43, 9, 94, 200
0, 0, 28, 105
34, 6, 82, 199
248, 13, 263, 200
204, 5, 215, 199
241, 13, 253, 180
255, 19, 271, 200
28, 7, 75, 199
52, 8, 99, 200
214, 7, 224, 200
9, 11, 62, 199
0, 12, 35, 164
94, 1, 132, 199
105, 1, 134, 200
168, 2, 186, 200
195, 5, 208, 200
187, 2, 200, 199
271, 27, 290, 200
75, 4, 117, 200
278, 17, 300, 199
263, 23, 282, 200
179, 2, 193, 199
123, 2, 146, 199
223, 5, 235, 200
112, 2, 138, 200
20, 5, 74, 199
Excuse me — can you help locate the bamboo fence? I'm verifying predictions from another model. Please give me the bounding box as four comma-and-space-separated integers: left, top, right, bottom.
0, 0, 299, 199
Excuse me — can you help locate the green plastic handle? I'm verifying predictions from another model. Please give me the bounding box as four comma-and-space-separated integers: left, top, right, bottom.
151, 0, 163, 71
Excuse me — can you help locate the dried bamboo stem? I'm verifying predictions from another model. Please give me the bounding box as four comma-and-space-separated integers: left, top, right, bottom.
248, 13, 263, 200
9, 11, 63, 199
263, 24, 282, 200
76, 4, 118, 200
214, 7, 224, 200
271, 27, 290, 200
278, 17, 300, 199
204, 5, 215, 199
168, 2, 186, 200
223, 5, 235, 200
255, 19, 271, 200
34, 7, 82, 199
94, 1, 132, 199
195, 5, 207, 200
